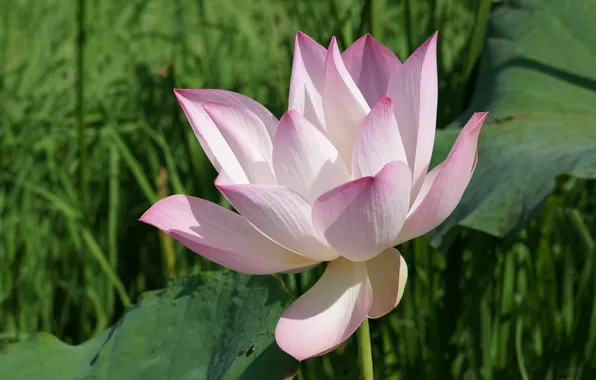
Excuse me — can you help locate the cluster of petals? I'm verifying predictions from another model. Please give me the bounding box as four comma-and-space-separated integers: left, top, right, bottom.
140, 31, 487, 361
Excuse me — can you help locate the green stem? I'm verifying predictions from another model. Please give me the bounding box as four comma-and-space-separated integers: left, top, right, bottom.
357, 318, 374, 380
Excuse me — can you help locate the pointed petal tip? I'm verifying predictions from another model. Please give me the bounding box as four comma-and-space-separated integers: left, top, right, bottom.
281, 108, 300, 122
295, 30, 308, 40
329, 36, 338, 48
379, 96, 393, 106
173, 88, 191, 98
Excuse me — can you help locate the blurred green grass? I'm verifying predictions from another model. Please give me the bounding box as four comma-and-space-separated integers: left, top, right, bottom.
1, 0, 595, 378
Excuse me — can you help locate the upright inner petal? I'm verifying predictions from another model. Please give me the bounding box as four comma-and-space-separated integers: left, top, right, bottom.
204, 102, 276, 185
386, 33, 438, 201
323, 37, 371, 166
288, 32, 327, 132
273, 110, 350, 202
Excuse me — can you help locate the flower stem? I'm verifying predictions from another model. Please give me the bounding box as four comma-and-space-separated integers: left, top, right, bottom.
357, 317, 374, 380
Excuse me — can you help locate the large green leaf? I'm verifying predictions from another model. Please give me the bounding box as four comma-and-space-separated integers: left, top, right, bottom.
430, 0, 596, 245
0, 272, 298, 380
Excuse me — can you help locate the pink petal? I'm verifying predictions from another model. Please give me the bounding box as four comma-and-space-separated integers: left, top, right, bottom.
366, 247, 408, 318
323, 37, 371, 165
312, 161, 411, 262
203, 102, 276, 184
273, 110, 350, 202
396, 112, 488, 243
288, 32, 327, 132
386, 32, 438, 199
407, 161, 444, 216
275, 257, 372, 361
342, 34, 401, 107
216, 183, 339, 261
139, 195, 317, 274
351, 97, 408, 178
174, 89, 278, 184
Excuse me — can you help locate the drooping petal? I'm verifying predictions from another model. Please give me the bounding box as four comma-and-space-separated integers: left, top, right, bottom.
351, 97, 408, 178
323, 37, 371, 165
396, 112, 488, 243
216, 182, 339, 261
288, 32, 327, 132
203, 102, 276, 184
366, 247, 408, 318
386, 32, 438, 199
342, 34, 401, 107
273, 110, 350, 202
275, 257, 372, 361
312, 161, 411, 262
139, 195, 317, 274
174, 89, 278, 183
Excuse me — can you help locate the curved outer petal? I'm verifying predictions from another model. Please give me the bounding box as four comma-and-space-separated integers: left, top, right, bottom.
323, 37, 371, 165
288, 32, 327, 132
312, 161, 412, 262
275, 257, 372, 361
203, 102, 276, 184
396, 112, 488, 244
386, 32, 438, 200
342, 34, 401, 107
273, 110, 350, 202
216, 182, 339, 261
407, 161, 444, 216
366, 247, 408, 318
351, 97, 408, 178
139, 195, 317, 274
174, 89, 277, 183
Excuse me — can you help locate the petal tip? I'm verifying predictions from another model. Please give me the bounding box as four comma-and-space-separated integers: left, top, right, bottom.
379, 96, 393, 106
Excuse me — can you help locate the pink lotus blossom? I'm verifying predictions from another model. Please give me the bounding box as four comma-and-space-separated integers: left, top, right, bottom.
140, 31, 487, 361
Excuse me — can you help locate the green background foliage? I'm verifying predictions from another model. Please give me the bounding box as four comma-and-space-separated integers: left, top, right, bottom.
1, 0, 595, 379
0, 272, 299, 380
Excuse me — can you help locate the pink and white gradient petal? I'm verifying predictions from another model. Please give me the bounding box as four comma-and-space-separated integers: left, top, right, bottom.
351, 97, 408, 179
322, 37, 371, 165
203, 102, 276, 185
273, 110, 350, 202
139, 195, 317, 274
386, 33, 438, 200
312, 161, 411, 262
174, 89, 278, 184
275, 257, 372, 361
342, 34, 401, 107
216, 183, 339, 261
396, 112, 488, 244
288, 32, 327, 132
366, 247, 408, 318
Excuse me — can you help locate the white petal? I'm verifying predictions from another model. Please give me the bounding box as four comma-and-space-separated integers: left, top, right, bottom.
139, 195, 317, 274
352, 96, 408, 178
216, 183, 339, 261
367, 247, 408, 318
276, 257, 372, 360
288, 32, 327, 132
323, 37, 371, 165
386, 33, 438, 199
397, 112, 487, 243
312, 161, 411, 262
175, 89, 278, 183
273, 110, 350, 201
203, 102, 276, 185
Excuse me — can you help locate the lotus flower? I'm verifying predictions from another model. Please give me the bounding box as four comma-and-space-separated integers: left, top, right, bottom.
140, 31, 487, 361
